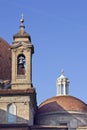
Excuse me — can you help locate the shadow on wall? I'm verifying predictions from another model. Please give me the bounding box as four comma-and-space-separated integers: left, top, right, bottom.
0, 108, 31, 130
0, 108, 68, 130
0, 108, 29, 124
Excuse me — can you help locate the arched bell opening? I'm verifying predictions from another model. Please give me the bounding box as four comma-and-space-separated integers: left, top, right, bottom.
17, 54, 26, 75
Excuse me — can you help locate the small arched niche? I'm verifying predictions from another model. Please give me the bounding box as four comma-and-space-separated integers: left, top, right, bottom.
17, 54, 26, 75
7, 103, 16, 123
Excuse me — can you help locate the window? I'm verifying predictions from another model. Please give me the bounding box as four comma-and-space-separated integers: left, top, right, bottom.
60, 122, 67, 126
7, 103, 16, 123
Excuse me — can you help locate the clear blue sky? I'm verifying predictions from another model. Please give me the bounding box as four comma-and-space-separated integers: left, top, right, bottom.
0, 0, 87, 105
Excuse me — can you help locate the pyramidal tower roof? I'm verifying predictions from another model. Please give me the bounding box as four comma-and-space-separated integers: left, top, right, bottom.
13, 15, 31, 42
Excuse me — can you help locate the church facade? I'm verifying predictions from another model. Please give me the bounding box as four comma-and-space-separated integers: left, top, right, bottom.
0, 17, 87, 130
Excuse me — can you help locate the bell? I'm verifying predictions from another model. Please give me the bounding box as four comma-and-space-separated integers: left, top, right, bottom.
18, 56, 24, 65
18, 56, 25, 68
19, 59, 23, 65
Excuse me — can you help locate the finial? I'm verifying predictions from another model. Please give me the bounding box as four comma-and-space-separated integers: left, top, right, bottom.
20, 14, 24, 26
61, 69, 64, 76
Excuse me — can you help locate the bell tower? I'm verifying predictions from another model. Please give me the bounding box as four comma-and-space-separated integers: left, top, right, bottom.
0, 16, 37, 126
11, 15, 34, 89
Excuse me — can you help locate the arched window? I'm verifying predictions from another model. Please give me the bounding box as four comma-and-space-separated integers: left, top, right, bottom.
17, 54, 26, 75
7, 103, 16, 123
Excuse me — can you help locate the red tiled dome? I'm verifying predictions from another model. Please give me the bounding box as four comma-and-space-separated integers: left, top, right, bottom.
38, 95, 87, 113
0, 37, 11, 80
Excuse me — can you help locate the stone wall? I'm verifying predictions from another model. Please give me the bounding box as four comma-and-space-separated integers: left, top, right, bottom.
0, 95, 34, 125
36, 111, 87, 129
77, 126, 87, 130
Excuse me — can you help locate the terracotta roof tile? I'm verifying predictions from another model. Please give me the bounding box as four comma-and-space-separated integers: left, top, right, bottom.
0, 37, 11, 80
38, 95, 87, 113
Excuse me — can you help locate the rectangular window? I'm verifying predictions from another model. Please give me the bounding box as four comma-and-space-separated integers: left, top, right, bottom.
60, 123, 67, 126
